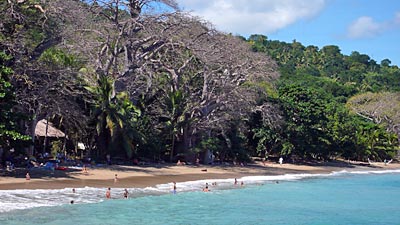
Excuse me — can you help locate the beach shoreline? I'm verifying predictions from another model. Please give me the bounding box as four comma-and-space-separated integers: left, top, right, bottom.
1, 160, 399, 190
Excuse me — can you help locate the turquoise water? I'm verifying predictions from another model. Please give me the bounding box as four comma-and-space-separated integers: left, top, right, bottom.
1, 172, 400, 225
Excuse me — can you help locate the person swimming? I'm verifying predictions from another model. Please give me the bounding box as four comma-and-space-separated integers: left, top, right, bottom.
203, 183, 209, 192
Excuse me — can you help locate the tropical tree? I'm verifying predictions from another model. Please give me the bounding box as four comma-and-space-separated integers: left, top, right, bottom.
85, 74, 140, 158
162, 90, 186, 161
347, 92, 400, 157
1, 0, 91, 155
353, 121, 398, 161
0, 52, 31, 163
277, 83, 330, 158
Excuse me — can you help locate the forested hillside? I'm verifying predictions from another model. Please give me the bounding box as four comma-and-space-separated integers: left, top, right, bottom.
0, 1, 398, 165
246, 34, 400, 161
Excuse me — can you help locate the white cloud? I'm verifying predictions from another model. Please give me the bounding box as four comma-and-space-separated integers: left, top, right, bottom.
176, 0, 328, 35
347, 16, 384, 39
347, 12, 400, 39
395, 12, 400, 24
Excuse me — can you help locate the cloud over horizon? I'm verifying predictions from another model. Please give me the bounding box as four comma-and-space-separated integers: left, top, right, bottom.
346, 12, 400, 39
176, 0, 327, 36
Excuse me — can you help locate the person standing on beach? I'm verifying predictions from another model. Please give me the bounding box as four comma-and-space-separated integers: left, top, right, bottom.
25, 172, 30, 180
279, 157, 283, 165
106, 187, 111, 199
114, 174, 118, 183
82, 165, 88, 174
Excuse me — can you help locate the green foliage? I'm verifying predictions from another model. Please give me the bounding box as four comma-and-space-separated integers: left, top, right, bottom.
277, 83, 330, 158
248, 36, 400, 95
352, 121, 398, 161
51, 140, 63, 159
85, 74, 141, 158
248, 80, 398, 161
39, 48, 80, 67
194, 137, 222, 155
222, 121, 250, 162
0, 52, 31, 148
161, 90, 187, 161
245, 35, 400, 161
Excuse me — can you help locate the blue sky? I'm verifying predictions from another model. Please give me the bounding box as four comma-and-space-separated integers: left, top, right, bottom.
176, 0, 400, 66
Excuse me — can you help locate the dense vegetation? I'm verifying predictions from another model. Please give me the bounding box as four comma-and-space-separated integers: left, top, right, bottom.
0, 1, 399, 165
246, 35, 400, 161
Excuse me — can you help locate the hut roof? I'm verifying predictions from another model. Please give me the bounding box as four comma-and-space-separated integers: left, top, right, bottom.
35, 119, 65, 138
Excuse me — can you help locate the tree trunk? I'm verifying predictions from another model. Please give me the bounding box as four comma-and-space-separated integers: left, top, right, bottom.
29, 116, 38, 156
395, 126, 400, 160
182, 124, 195, 163
42, 116, 49, 154
62, 130, 67, 158
170, 132, 175, 162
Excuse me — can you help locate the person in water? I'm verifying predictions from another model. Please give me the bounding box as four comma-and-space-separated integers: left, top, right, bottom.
172, 182, 177, 194
203, 183, 209, 192
106, 187, 111, 199
123, 188, 129, 199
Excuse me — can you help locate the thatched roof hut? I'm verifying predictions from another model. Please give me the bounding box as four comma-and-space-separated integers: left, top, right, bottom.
35, 119, 65, 138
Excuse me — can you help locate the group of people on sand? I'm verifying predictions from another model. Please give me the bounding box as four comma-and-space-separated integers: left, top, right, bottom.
176, 158, 200, 166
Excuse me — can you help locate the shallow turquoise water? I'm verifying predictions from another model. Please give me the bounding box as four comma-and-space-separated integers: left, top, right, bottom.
1, 172, 400, 225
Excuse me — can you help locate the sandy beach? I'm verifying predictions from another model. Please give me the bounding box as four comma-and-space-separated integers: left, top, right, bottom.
0, 160, 399, 190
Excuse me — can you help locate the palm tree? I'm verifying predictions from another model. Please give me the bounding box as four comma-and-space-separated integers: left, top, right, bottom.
111, 92, 142, 159
85, 75, 140, 158
163, 90, 186, 162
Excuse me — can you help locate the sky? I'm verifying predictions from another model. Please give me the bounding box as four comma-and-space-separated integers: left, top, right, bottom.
175, 0, 400, 66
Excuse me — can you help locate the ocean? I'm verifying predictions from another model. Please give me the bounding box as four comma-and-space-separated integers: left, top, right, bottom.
0, 169, 399, 225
